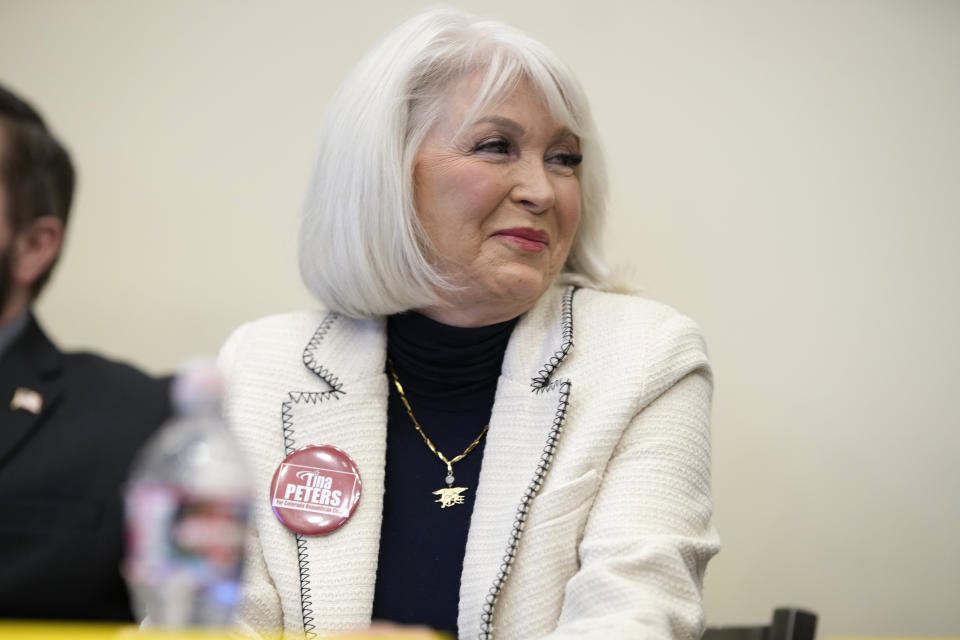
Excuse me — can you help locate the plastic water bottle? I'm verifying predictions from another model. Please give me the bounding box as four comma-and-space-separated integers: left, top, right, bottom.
124, 360, 251, 627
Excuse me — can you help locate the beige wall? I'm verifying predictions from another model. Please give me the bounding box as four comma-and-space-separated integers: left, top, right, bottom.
2, 0, 958, 635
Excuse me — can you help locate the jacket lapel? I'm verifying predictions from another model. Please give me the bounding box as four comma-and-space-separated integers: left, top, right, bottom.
458, 286, 576, 638
0, 315, 64, 467
275, 312, 389, 634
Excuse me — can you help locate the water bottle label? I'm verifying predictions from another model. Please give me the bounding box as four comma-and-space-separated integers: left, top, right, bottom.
125, 484, 249, 615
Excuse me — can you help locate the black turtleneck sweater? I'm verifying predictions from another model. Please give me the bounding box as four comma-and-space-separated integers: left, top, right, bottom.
371, 311, 518, 635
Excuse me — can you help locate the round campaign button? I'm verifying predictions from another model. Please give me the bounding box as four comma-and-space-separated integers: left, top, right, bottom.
269, 444, 362, 536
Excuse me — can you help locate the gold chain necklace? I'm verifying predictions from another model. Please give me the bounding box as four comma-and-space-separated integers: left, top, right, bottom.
388, 361, 489, 508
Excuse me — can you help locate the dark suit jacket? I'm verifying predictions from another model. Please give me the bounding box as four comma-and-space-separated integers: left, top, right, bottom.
0, 315, 170, 621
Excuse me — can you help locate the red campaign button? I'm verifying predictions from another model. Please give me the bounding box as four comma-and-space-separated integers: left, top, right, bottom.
270, 444, 362, 535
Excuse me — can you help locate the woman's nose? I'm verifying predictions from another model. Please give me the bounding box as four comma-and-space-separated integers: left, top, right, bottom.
510, 159, 556, 214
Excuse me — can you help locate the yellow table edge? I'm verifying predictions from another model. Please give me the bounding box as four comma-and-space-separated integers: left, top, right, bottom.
0, 622, 450, 640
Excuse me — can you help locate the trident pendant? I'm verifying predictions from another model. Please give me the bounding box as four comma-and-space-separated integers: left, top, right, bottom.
433, 486, 468, 508
432, 466, 467, 507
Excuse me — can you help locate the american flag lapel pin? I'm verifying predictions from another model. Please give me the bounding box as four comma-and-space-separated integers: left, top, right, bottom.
11, 387, 43, 415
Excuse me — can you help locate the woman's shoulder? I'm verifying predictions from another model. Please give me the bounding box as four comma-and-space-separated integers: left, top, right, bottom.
574, 287, 706, 344
232, 308, 334, 332
217, 309, 384, 376
222, 309, 330, 350
570, 287, 710, 385
217, 309, 340, 372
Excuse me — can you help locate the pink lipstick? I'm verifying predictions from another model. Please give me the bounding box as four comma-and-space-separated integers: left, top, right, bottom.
493, 227, 549, 252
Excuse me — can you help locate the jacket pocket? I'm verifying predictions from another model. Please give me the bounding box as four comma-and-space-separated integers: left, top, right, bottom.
525, 469, 600, 535
496, 470, 601, 634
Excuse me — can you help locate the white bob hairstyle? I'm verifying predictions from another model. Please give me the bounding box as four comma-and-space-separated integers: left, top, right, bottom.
299, 7, 609, 318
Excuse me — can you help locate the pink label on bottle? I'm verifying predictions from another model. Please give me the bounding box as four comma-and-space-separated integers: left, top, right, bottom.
125, 484, 249, 620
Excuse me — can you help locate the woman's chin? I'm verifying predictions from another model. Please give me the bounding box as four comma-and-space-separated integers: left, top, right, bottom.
489, 267, 554, 310
420, 261, 560, 325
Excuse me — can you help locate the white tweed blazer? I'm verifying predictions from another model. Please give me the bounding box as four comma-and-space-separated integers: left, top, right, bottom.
218, 286, 719, 640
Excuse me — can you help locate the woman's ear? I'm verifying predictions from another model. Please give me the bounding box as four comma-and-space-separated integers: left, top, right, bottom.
11, 215, 64, 288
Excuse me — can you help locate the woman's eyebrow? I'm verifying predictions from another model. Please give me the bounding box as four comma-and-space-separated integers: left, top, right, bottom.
472, 115, 525, 135
472, 117, 576, 145
552, 127, 578, 144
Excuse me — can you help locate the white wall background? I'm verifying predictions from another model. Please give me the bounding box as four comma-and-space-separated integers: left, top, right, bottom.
2, 0, 957, 635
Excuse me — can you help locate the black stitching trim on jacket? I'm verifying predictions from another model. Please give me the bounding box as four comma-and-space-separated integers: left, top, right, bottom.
530, 286, 576, 389
480, 285, 579, 637
478, 380, 572, 639
282, 392, 342, 456
302, 312, 344, 395
295, 533, 316, 639
282, 383, 342, 638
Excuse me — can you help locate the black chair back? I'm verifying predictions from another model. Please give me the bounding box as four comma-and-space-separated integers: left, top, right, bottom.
703, 608, 817, 640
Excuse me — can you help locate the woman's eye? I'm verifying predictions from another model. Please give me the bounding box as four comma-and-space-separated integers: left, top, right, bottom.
548, 152, 583, 168
474, 138, 511, 155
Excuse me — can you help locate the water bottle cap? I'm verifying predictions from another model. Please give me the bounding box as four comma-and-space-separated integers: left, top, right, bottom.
172, 359, 223, 416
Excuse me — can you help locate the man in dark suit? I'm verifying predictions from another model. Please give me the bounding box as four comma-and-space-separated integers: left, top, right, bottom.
0, 84, 170, 621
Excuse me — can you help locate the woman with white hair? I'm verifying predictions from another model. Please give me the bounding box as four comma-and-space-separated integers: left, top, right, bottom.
220, 7, 717, 639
